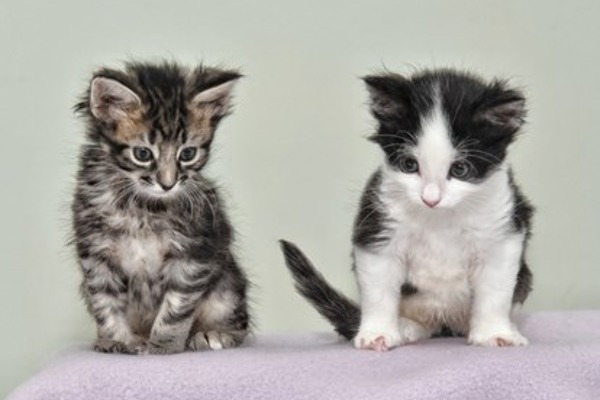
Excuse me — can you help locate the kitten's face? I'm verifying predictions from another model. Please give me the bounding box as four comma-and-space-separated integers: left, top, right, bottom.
83, 64, 240, 201
365, 70, 525, 210
117, 134, 209, 198
385, 103, 482, 209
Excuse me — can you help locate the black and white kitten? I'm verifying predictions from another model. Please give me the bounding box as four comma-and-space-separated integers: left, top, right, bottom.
72, 62, 250, 354
281, 69, 533, 351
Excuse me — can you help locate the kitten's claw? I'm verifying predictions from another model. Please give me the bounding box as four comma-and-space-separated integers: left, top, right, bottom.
93, 338, 147, 355
187, 330, 240, 351
94, 339, 129, 354
468, 328, 528, 347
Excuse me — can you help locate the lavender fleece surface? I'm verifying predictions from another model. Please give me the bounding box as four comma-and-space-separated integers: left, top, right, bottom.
8, 311, 600, 400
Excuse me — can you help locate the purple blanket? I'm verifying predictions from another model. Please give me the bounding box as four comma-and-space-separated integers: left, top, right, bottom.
8, 311, 600, 400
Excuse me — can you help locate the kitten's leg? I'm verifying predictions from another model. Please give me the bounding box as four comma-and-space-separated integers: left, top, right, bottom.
147, 260, 213, 354
81, 258, 142, 354
187, 290, 250, 351
353, 246, 405, 351
148, 290, 204, 354
468, 234, 528, 347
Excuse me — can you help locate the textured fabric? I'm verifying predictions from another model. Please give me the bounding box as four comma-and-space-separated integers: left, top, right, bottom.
8, 311, 600, 400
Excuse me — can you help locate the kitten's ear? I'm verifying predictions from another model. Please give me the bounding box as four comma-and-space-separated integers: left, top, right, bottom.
189, 76, 241, 118
90, 77, 142, 123
363, 74, 409, 120
476, 87, 526, 132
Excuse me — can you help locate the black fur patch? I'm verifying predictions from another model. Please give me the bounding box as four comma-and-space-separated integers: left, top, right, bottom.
401, 283, 418, 297
364, 69, 527, 181
352, 170, 392, 248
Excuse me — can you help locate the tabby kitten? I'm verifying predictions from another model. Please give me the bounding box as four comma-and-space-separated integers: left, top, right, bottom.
281, 69, 533, 351
73, 62, 250, 354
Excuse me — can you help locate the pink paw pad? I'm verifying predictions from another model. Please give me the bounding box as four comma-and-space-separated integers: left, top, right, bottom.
495, 337, 512, 347
372, 336, 389, 352
359, 336, 389, 351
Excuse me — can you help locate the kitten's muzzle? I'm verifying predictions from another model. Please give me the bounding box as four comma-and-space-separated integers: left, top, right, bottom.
158, 180, 176, 191
157, 165, 178, 192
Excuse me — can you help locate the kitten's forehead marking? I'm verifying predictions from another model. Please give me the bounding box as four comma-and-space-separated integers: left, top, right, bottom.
414, 90, 456, 206
416, 93, 455, 182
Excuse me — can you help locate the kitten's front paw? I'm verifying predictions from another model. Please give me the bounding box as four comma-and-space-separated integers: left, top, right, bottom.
468, 328, 528, 347
187, 331, 242, 351
353, 328, 403, 352
94, 339, 129, 354
146, 341, 186, 355
93, 338, 147, 355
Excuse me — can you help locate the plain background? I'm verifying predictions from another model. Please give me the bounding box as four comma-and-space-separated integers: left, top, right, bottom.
1, 0, 599, 396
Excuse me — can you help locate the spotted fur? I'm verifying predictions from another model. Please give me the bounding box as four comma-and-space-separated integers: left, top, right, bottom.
72, 61, 250, 354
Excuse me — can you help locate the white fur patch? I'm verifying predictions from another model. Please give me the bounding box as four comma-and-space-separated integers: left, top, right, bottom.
415, 99, 454, 207
353, 247, 404, 349
117, 234, 167, 277
195, 291, 236, 325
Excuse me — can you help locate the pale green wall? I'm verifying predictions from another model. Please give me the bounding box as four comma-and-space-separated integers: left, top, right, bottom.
1, 0, 599, 396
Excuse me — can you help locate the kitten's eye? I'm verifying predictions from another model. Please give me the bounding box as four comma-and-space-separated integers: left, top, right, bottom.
399, 157, 419, 174
132, 146, 153, 163
450, 161, 470, 179
179, 147, 198, 162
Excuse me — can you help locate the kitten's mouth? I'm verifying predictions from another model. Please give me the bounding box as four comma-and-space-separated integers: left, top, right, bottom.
138, 178, 182, 198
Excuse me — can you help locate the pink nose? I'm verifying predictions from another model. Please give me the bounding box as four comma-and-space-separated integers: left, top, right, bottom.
421, 197, 440, 208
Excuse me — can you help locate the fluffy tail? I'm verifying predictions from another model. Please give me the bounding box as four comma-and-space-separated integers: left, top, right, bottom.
279, 240, 360, 340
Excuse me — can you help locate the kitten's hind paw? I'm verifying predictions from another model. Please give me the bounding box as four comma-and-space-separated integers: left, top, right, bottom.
399, 317, 432, 343
187, 330, 245, 351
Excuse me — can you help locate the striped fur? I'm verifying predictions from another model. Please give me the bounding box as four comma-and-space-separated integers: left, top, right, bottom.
72, 61, 250, 354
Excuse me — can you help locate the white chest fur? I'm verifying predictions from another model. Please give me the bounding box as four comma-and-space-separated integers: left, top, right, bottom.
373, 167, 516, 332
116, 234, 168, 276
405, 223, 472, 290
392, 218, 477, 331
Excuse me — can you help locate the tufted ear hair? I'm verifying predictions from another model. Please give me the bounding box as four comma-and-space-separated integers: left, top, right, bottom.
90, 77, 142, 123
475, 83, 526, 133
363, 74, 410, 121
189, 74, 242, 118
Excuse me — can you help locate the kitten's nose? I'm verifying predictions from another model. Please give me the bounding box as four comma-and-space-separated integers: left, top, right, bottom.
421, 197, 441, 208
159, 181, 176, 191
421, 183, 441, 208
157, 166, 177, 192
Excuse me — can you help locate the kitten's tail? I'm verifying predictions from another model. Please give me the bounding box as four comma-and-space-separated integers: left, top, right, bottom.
279, 240, 360, 341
